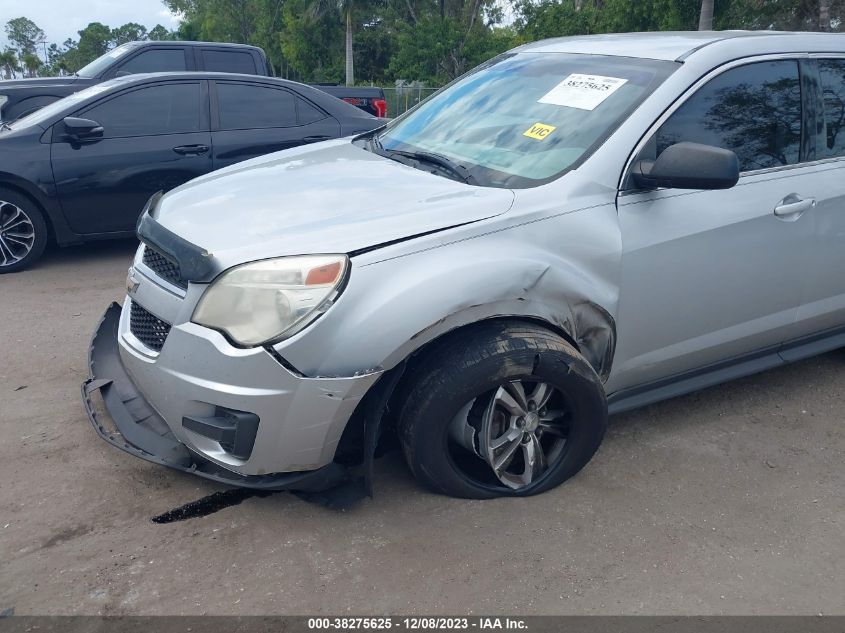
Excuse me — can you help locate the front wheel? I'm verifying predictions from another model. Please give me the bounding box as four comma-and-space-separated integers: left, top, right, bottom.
398, 321, 608, 499
0, 188, 48, 273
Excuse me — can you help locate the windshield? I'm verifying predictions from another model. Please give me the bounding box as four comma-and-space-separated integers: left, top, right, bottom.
76, 43, 136, 78
377, 53, 677, 188
7, 82, 117, 130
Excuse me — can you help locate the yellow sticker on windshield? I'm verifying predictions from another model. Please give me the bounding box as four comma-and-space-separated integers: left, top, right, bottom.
523, 122, 556, 141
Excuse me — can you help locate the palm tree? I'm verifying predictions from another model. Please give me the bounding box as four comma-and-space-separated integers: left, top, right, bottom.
698, 0, 714, 30
819, 0, 832, 31
0, 49, 19, 80
21, 52, 41, 78
309, 0, 354, 86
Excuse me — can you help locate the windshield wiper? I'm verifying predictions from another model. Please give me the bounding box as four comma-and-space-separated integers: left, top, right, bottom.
0, 122, 12, 132
375, 146, 477, 185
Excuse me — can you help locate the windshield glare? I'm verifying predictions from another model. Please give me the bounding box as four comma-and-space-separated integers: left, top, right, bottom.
379, 53, 677, 188
76, 43, 136, 78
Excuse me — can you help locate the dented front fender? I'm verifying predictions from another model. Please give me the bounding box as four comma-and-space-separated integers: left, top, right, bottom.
275, 199, 622, 383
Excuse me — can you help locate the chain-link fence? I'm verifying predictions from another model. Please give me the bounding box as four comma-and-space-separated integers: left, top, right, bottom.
382, 85, 439, 118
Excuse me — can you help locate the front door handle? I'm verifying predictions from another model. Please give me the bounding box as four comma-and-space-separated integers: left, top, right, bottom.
774, 194, 815, 219
173, 144, 209, 156
302, 135, 331, 143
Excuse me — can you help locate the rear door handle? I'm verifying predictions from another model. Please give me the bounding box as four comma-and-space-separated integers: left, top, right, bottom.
302, 135, 331, 143
173, 144, 209, 156
774, 194, 815, 219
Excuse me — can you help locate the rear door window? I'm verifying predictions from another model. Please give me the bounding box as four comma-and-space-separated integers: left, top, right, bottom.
217, 83, 298, 129
818, 59, 845, 159
656, 60, 802, 172
202, 49, 257, 74
116, 48, 188, 75
297, 98, 327, 124
81, 83, 202, 137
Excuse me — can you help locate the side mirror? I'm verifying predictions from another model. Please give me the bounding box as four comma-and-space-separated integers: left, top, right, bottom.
631, 142, 739, 191
62, 117, 104, 143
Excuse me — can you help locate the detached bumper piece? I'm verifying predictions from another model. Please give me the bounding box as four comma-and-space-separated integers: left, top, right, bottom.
81, 303, 347, 492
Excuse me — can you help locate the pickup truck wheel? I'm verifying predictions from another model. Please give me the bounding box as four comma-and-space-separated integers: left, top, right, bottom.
0, 189, 48, 273
398, 321, 607, 499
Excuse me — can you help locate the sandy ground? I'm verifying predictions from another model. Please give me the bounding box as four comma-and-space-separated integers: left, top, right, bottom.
0, 239, 843, 616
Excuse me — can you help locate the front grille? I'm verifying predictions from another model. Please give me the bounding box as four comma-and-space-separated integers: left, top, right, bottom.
142, 246, 186, 289
129, 301, 171, 352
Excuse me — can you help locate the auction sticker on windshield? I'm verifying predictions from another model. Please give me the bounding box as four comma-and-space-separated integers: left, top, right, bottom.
523, 122, 557, 141
539, 73, 628, 110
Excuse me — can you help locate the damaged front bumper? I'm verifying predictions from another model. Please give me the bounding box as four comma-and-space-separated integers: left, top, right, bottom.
81, 303, 367, 491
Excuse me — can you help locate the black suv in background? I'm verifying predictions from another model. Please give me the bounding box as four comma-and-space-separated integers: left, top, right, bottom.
0, 41, 270, 122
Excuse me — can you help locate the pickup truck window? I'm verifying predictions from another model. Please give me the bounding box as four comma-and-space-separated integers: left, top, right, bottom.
202, 49, 256, 74
76, 43, 136, 78
117, 49, 188, 75
217, 83, 298, 129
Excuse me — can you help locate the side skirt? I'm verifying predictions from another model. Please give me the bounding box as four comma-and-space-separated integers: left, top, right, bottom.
607, 324, 845, 415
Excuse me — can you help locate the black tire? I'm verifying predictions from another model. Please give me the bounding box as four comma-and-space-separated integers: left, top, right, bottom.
398, 321, 607, 499
0, 187, 48, 273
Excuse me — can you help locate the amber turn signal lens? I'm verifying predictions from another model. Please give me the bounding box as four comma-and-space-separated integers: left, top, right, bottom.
305, 261, 342, 285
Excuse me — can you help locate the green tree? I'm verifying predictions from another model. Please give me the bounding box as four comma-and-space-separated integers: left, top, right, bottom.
59, 22, 113, 73
44, 43, 68, 75
4, 17, 45, 56
20, 51, 42, 77
281, 0, 344, 81
307, 0, 356, 85
385, 0, 512, 84
164, 0, 287, 72
0, 48, 19, 79
699, 0, 715, 29
515, 0, 702, 38
111, 23, 148, 45
148, 24, 172, 40
710, 0, 843, 30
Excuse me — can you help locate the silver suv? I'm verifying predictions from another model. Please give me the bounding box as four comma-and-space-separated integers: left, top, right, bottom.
83, 31, 845, 499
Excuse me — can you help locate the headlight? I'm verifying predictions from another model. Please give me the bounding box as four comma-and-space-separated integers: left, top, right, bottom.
192, 255, 348, 347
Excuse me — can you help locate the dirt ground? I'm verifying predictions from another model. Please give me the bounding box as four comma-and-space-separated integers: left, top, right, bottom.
0, 240, 843, 616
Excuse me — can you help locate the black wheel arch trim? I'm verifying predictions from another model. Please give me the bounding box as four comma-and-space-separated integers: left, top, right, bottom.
0, 174, 79, 245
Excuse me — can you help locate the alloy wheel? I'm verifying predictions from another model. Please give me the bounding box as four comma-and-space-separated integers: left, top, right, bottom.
0, 201, 36, 268
449, 379, 571, 490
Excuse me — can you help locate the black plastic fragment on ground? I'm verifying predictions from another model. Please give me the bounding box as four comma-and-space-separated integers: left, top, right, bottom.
293, 477, 368, 510
151, 477, 368, 523
151, 489, 274, 523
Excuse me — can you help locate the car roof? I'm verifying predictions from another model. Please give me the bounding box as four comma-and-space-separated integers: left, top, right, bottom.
516, 30, 845, 62
104, 72, 296, 87
78, 72, 375, 119
124, 40, 264, 51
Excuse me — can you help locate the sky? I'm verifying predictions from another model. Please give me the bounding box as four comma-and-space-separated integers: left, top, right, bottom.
0, 0, 179, 52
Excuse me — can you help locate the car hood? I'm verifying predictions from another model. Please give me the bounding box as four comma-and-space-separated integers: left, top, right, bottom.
0, 76, 80, 90
154, 139, 515, 264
